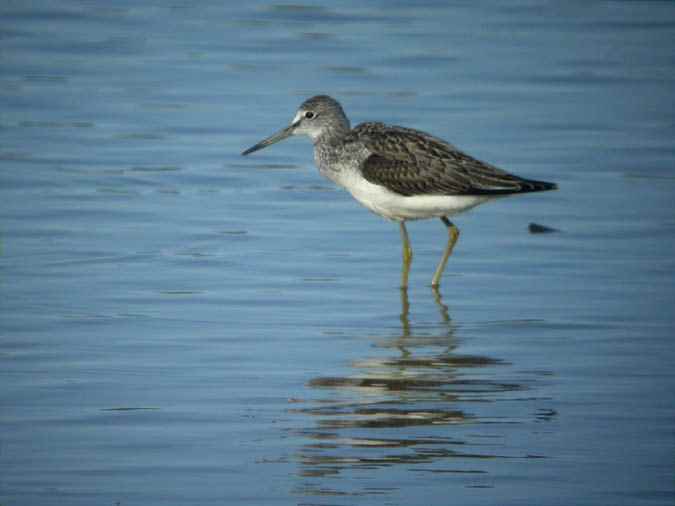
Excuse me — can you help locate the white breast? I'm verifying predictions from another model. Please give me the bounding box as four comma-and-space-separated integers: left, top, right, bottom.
335, 169, 492, 221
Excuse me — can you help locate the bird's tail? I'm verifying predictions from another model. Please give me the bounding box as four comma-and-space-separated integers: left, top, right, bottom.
517, 178, 558, 193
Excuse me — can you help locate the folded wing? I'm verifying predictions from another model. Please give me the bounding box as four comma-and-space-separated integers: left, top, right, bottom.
355, 122, 556, 197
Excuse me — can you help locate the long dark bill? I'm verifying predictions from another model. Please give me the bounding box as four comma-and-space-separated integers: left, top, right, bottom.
241, 123, 296, 156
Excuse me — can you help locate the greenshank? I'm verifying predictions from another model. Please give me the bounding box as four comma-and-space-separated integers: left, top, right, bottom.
242, 95, 557, 288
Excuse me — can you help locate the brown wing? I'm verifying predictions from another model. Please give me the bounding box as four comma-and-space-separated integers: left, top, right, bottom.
354, 122, 556, 197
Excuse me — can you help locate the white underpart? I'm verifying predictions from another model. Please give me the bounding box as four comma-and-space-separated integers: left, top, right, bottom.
333, 168, 493, 221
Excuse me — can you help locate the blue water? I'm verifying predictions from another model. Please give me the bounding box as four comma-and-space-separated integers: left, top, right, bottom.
2, 1, 674, 505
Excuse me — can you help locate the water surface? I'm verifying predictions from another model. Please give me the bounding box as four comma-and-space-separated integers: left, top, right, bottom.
1, 1, 674, 505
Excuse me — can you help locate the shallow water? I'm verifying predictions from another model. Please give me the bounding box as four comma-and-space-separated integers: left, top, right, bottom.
2, 1, 675, 505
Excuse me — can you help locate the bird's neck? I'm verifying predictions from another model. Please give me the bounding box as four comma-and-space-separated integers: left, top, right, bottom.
312, 125, 355, 182
312, 122, 350, 147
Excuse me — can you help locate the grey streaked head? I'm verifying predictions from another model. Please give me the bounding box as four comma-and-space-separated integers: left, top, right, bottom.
242, 95, 350, 156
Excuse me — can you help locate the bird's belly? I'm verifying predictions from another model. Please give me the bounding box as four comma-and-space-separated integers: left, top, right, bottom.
345, 178, 491, 221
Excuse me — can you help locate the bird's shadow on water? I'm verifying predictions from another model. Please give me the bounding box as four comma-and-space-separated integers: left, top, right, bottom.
290, 288, 548, 497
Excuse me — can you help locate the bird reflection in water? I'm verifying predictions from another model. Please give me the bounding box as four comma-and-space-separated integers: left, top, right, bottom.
290, 288, 536, 497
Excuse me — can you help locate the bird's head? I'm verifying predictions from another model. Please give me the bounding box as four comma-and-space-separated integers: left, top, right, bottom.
242, 95, 350, 156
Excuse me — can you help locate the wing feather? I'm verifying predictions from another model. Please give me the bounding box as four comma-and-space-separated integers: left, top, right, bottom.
353, 122, 556, 197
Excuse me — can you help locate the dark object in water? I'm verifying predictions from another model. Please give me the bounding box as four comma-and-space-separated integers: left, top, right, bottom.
528, 222, 559, 234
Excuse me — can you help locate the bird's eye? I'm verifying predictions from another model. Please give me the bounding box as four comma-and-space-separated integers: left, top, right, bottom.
304, 111, 315, 119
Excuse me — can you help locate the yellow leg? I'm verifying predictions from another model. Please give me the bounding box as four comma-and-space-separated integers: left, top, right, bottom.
399, 221, 413, 289
431, 285, 450, 323
431, 217, 460, 288
399, 286, 411, 336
